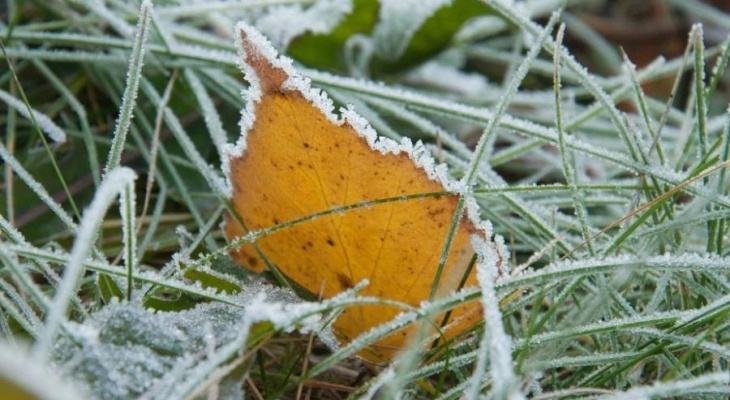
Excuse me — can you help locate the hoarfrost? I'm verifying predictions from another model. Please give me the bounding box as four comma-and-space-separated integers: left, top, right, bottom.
53, 281, 319, 400
467, 234, 523, 400
404, 61, 490, 97
372, 0, 451, 61
256, 0, 353, 48
35, 168, 138, 360
603, 372, 730, 400
0, 89, 67, 143
465, 194, 494, 237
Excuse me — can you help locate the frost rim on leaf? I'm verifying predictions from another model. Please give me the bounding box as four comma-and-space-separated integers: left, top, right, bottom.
222, 22, 491, 237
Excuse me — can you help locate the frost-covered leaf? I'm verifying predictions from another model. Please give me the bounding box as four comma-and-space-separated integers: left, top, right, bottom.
183, 266, 242, 294
54, 283, 302, 400
287, 0, 380, 72
142, 291, 198, 312
371, 0, 491, 72
283, 0, 491, 74
256, 0, 354, 48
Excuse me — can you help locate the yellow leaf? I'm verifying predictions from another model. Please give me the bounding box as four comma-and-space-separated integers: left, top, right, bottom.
224, 24, 493, 363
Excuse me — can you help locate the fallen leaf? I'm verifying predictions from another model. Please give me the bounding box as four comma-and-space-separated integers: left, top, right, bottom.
224, 23, 493, 362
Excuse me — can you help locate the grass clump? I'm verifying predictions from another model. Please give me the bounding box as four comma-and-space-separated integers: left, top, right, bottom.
1, 0, 730, 399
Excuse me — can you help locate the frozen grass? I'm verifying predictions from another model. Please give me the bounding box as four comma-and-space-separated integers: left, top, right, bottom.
1, 0, 730, 399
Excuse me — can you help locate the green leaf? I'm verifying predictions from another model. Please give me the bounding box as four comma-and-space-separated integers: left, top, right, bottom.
373, 0, 492, 73
143, 292, 198, 311
287, 0, 380, 73
97, 273, 124, 304
285, 0, 492, 74
183, 267, 242, 294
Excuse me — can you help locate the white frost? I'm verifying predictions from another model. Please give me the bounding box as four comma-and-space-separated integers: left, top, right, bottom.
404, 61, 490, 97
372, 0, 451, 61
256, 0, 353, 48
0, 88, 67, 143
466, 234, 523, 400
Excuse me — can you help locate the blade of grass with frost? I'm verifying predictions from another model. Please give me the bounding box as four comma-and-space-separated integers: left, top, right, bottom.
554, 23, 593, 255
0, 308, 14, 346
0, 142, 76, 231
121, 177, 137, 301
32, 167, 137, 361
465, 236, 522, 400
496, 253, 730, 292
0, 214, 87, 316
431, 11, 559, 300
0, 274, 42, 331
563, 57, 666, 132
103, 0, 152, 175
693, 25, 709, 160
623, 51, 667, 165
713, 106, 730, 253
4, 81, 16, 225
600, 372, 730, 399
0, 89, 67, 143
706, 32, 730, 99
184, 69, 229, 160
0, 291, 37, 339
3, 243, 254, 307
